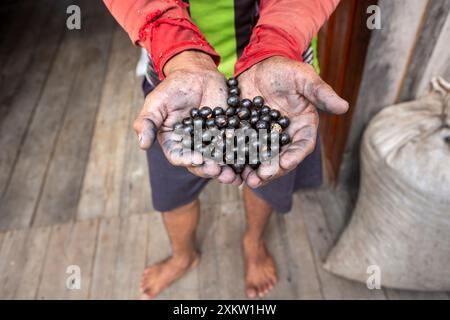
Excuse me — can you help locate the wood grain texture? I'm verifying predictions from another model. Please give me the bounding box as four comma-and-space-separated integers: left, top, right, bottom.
338, 0, 429, 189
0, 0, 107, 230
89, 217, 121, 299
118, 92, 153, 216
298, 192, 386, 299
397, 0, 450, 101
36, 223, 73, 299
318, 0, 377, 181
0, 0, 68, 195
0, 0, 35, 72
0, 0, 54, 118
385, 289, 450, 300
77, 28, 140, 220
13, 227, 52, 299
112, 214, 148, 299
283, 197, 323, 299
0, 229, 28, 299
416, 10, 450, 95
37, 219, 99, 300
33, 3, 115, 226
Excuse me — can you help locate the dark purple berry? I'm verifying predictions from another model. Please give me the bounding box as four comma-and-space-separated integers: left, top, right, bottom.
190, 108, 200, 118
213, 106, 225, 117
239, 120, 252, 130
199, 106, 212, 118
215, 115, 228, 128
280, 132, 291, 146
206, 117, 216, 128
250, 115, 259, 125
183, 125, 194, 135
269, 109, 281, 120
202, 130, 213, 142
230, 164, 245, 174
271, 122, 282, 133
228, 86, 240, 96
240, 98, 252, 109
270, 144, 280, 154
261, 105, 270, 114
173, 122, 184, 132
225, 107, 236, 116
228, 116, 240, 128
193, 117, 205, 128
227, 95, 240, 107
250, 109, 260, 117
260, 114, 271, 123
183, 117, 193, 126
182, 137, 193, 149
253, 96, 264, 108
237, 107, 251, 120
278, 116, 290, 129
255, 120, 269, 130
227, 78, 238, 87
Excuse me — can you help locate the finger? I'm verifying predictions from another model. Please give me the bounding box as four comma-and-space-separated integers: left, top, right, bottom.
161, 137, 204, 167
217, 165, 239, 185
245, 170, 263, 189
133, 93, 166, 150
278, 116, 317, 171
295, 64, 349, 115
187, 158, 222, 179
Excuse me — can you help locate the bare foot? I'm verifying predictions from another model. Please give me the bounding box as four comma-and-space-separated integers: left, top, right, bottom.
243, 236, 277, 298
140, 252, 200, 299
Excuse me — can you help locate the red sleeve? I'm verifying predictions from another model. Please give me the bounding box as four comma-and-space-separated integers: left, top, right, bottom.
234, 0, 340, 76
103, 0, 220, 79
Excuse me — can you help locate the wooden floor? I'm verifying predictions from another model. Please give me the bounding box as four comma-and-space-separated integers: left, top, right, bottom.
0, 1, 449, 300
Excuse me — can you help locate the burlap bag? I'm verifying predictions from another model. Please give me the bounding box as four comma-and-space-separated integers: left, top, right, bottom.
324, 78, 450, 291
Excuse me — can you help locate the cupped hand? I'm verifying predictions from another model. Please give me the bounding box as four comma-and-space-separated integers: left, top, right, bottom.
133, 51, 242, 185
238, 56, 349, 188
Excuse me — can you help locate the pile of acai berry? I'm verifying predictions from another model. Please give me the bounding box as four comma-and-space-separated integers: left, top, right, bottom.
173, 77, 291, 174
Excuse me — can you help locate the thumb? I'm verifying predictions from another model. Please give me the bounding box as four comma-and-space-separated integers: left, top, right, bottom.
133, 98, 166, 150
295, 64, 349, 115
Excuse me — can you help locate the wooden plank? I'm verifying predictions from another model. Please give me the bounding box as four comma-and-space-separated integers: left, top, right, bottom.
89, 217, 121, 299
415, 11, 450, 96
338, 0, 429, 189
37, 219, 99, 299
398, 1, 450, 101
0, 0, 56, 124
0, 0, 105, 230
36, 222, 73, 299
0, 229, 28, 299
14, 227, 52, 299
197, 191, 222, 300
119, 84, 154, 217
0, 0, 68, 195
298, 192, 386, 299
77, 28, 140, 220
385, 289, 449, 300
33, 3, 115, 226
63, 219, 99, 300
263, 213, 296, 299
112, 214, 148, 299
214, 199, 247, 299
0, 0, 35, 72
282, 197, 323, 299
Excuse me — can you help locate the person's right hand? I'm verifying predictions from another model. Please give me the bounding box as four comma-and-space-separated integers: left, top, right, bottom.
134, 51, 242, 185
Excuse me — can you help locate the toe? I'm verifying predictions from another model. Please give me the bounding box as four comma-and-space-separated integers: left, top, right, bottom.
246, 286, 257, 299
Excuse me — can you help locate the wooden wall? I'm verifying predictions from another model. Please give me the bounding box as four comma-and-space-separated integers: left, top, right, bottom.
337, 0, 450, 192
318, 0, 377, 182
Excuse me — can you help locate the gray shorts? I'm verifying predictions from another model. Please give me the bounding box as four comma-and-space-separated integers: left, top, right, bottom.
143, 79, 323, 213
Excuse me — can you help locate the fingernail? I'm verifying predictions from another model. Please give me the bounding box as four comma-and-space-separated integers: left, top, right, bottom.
138, 134, 143, 144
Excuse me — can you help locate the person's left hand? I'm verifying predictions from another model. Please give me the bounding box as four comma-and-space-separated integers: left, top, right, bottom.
238, 56, 349, 188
